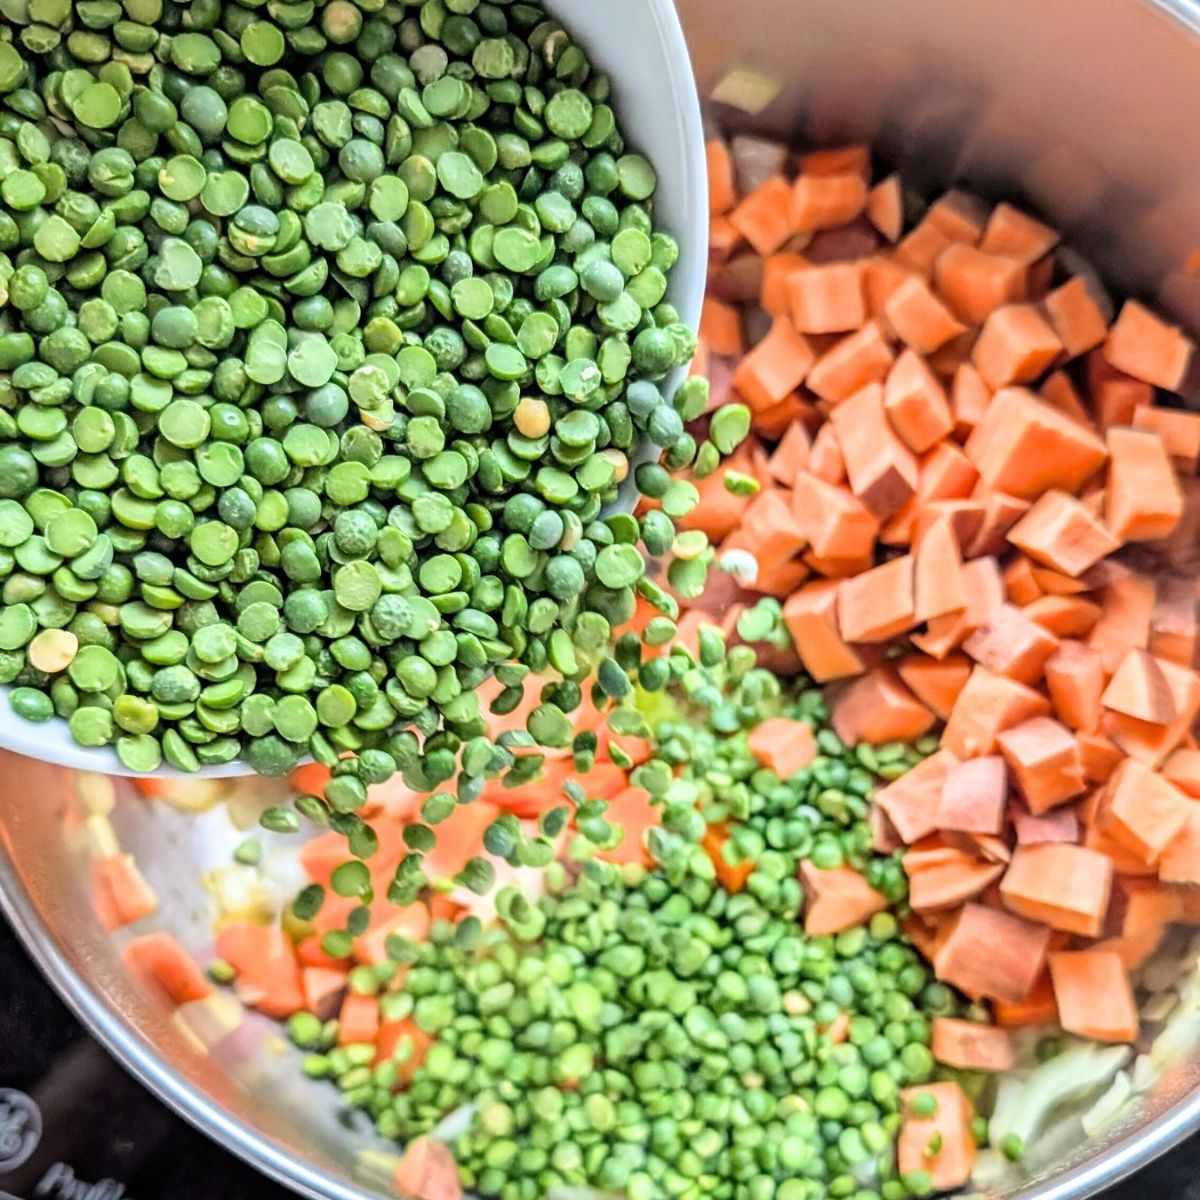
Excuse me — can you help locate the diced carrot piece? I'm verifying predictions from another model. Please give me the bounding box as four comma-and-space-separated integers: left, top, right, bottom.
894, 217, 951, 278
873, 749, 961, 844
1104, 299, 1195, 391
700, 296, 744, 357
884, 276, 967, 357
801, 144, 872, 177
1044, 274, 1111, 359
92, 854, 158, 929
801, 862, 887, 935
964, 387, 1108, 500
1164, 747, 1200, 797
1095, 757, 1191, 863
898, 1082, 975, 1194
866, 174, 903, 242
1044, 640, 1105, 732
338, 991, 380, 1046
782, 581, 867, 683
728, 175, 793, 256
1132, 406, 1200, 474
831, 383, 919, 519
791, 172, 869, 233
999, 844, 1112, 937
979, 202, 1060, 264
931, 1018, 1015, 1071
934, 902, 1051, 1004
972, 304, 1063, 389
788, 261, 867, 334
1005, 489, 1120, 578
926, 189, 990, 244
1049, 950, 1138, 1043
392, 1135, 462, 1200
1013, 803, 1079, 846
706, 137, 736, 216
934, 243, 1027, 324
760, 251, 808, 317
996, 716, 1085, 814
1105, 426, 1184, 542
838, 554, 917, 643
1106, 656, 1200, 766
942, 666, 1051, 759
914, 520, 966, 627
806, 321, 896, 404
124, 932, 213, 1007
1088, 573, 1155, 673
950, 363, 991, 438
1102, 647, 1176, 725
936, 756, 1007, 834
215, 922, 305, 1018
963, 603, 1059, 685
907, 853, 1004, 911
897, 653, 971, 720
1150, 577, 1198, 667
732, 318, 816, 413
701, 821, 755, 894
831, 668, 937, 746
883, 350, 954, 454
747, 717, 817, 779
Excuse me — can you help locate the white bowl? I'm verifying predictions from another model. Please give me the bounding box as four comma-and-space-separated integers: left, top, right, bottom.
0, 0, 708, 778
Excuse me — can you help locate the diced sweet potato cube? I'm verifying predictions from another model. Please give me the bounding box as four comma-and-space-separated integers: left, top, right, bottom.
1102, 647, 1176, 725
964, 387, 1107, 500
1105, 426, 1184, 542
884, 349, 954, 453
884, 275, 967, 355
782, 582, 867, 683
898, 1083, 976, 1194
1132, 406, 1200, 474
936, 756, 1007, 834
733, 318, 816, 413
934, 902, 1051, 1004
873, 749, 961, 844
830, 383, 919, 519
1044, 640, 1105, 732
942, 667, 1051, 760
806, 321, 896, 404
1095, 757, 1191, 862
931, 1019, 1015, 1072
996, 716, 1085, 814
789, 261, 867, 334
963, 603, 1059, 685
838, 555, 916, 643
1104, 299, 1195, 392
1043, 274, 1112, 359
897, 653, 971, 721
801, 862, 887, 935
979, 203, 1059, 263
1007, 489, 1120, 577
934, 243, 1027, 325
1049, 950, 1138, 1043
791, 472, 879, 559
972, 304, 1063, 389
832, 668, 936, 747
999, 843, 1113, 937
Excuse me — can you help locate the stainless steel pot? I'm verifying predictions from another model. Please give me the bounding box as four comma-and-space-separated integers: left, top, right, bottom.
6, 2, 1200, 1199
